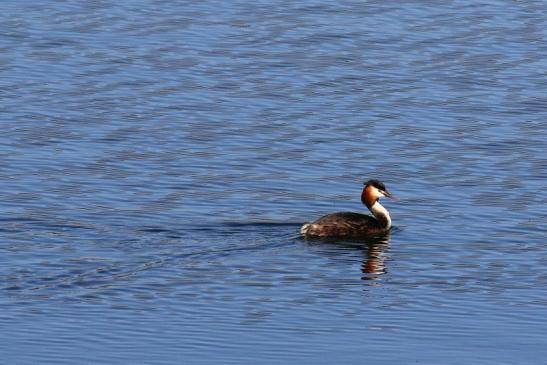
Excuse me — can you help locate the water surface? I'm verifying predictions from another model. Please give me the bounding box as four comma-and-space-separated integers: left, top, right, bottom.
1, 1, 546, 364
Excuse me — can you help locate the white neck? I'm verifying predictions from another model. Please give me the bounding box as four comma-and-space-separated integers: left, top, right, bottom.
369, 201, 391, 229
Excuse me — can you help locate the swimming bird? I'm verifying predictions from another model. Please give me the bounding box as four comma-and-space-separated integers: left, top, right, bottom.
301, 179, 395, 238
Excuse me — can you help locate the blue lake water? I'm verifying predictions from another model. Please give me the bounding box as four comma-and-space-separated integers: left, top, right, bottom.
1, 1, 546, 363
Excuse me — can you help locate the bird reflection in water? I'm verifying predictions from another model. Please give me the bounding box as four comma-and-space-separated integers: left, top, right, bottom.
361, 233, 390, 280
302, 231, 391, 281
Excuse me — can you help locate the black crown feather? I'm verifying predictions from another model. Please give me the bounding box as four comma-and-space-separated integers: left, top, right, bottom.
364, 179, 386, 191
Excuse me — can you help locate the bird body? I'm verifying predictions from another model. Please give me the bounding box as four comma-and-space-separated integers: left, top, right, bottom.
301, 180, 394, 238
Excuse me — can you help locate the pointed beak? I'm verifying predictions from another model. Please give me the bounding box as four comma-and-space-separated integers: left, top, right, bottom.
381, 190, 397, 201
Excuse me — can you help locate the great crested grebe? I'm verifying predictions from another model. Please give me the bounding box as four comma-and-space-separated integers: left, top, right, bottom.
301, 179, 395, 238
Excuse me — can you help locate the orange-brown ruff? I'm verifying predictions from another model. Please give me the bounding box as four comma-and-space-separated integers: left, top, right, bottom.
301, 180, 394, 238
